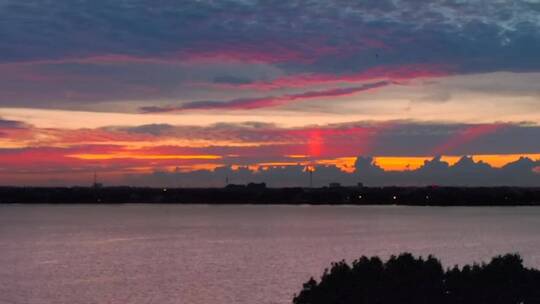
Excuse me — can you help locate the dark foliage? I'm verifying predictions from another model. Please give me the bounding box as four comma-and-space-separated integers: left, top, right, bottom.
293, 253, 540, 304
1, 186, 540, 205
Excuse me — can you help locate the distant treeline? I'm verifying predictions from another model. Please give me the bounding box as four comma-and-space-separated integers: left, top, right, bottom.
1, 185, 540, 205
294, 253, 540, 304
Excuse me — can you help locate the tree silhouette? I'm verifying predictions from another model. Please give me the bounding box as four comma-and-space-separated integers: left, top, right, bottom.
293, 253, 540, 304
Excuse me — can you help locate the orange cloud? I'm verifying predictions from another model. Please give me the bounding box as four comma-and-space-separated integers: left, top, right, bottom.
67, 153, 222, 160
374, 154, 540, 171
311, 154, 540, 172
374, 156, 433, 171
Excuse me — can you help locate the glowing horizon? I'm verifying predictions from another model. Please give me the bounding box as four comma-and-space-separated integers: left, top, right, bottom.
1, 1, 539, 186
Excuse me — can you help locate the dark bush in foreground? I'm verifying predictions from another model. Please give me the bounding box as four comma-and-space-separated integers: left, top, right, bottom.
293, 253, 540, 304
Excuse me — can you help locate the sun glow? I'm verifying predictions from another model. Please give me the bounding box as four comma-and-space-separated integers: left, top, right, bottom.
302, 154, 540, 172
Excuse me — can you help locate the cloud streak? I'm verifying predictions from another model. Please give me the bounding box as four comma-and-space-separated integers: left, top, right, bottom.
214, 64, 451, 90
141, 81, 391, 112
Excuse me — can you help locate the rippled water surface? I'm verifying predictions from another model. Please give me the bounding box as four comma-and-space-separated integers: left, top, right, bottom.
2, 205, 540, 304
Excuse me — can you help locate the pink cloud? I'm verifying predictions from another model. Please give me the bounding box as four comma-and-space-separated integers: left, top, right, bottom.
294, 127, 375, 157
432, 124, 507, 155
141, 81, 391, 113
0, 39, 344, 68
216, 64, 452, 90
0, 34, 392, 69
0, 121, 389, 177
176, 37, 376, 64
1, 119, 539, 186
0, 54, 178, 67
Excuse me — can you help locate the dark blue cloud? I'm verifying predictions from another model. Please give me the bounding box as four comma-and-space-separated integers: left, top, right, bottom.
140, 81, 391, 112
111, 121, 540, 156
371, 123, 540, 155
0, 117, 28, 129
212, 75, 254, 85
1, 0, 539, 73
121, 123, 175, 136
0, 0, 539, 108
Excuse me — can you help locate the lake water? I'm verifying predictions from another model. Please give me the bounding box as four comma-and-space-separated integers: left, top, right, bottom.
2, 205, 540, 304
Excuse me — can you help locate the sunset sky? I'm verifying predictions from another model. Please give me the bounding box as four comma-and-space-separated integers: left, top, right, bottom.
1, 0, 540, 186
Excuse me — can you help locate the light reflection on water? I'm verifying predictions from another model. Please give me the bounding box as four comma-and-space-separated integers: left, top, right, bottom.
1, 204, 540, 304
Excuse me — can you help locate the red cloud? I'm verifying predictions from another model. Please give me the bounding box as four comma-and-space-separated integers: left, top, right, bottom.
141, 81, 391, 113
432, 124, 506, 155
0, 37, 352, 67
176, 37, 383, 64
1, 120, 539, 186
216, 64, 451, 90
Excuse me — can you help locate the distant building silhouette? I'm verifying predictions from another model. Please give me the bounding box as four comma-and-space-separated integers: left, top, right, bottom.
93, 172, 103, 189
308, 167, 314, 188
225, 184, 245, 190
225, 182, 267, 190
247, 182, 266, 190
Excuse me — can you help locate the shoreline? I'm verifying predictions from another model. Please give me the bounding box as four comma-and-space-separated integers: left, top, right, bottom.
2, 185, 540, 206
